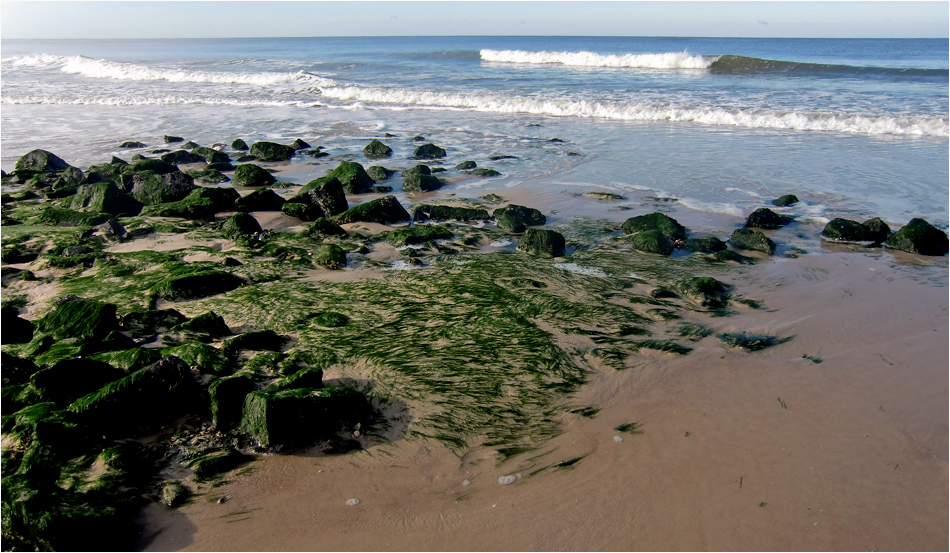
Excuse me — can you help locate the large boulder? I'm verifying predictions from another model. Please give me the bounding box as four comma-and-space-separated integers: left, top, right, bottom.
366, 166, 394, 180
730, 227, 776, 255
29, 358, 125, 406
209, 374, 256, 431
233, 164, 276, 187
1, 308, 35, 345
517, 228, 566, 257
131, 171, 196, 205
493, 204, 546, 233
240, 387, 371, 448
152, 270, 244, 301
313, 162, 375, 195
885, 218, 949, 256
124, 159, 179, 175
234, 188, 286, 212
621, 212, 687, 241
363, 140, 393, 159
745, 208, 794, 229
249, 141, 295, 162
630, 230, 674, 256
35, 296, 118, 341
222, 212, 262, 239
410, 143, 446, 160
67, 182, 143, 216
333, 196, 411, 225
402, 165, 443, 192
822, 217, 890, 245
15, 150, 70, 173
289, 177, 349, 217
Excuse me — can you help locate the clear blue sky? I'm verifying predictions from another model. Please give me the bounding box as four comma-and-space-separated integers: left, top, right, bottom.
1, 1, 947, 39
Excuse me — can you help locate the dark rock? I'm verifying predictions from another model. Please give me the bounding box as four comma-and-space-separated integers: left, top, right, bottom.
67, 182, 143, 216
469, 168, 501, 177
231, 139, 249, 151
1, 352, 40, 386
489, 155, 517, 160
282, 202, 323, 222
517, 228, 566, 257
1, 307, 35, 344
171, 311, 231, 338
15, 150, 70, 172
236, 155, 256, 162
163, 135, 184, 143
249, 141, 295, 162
402, 165, 430, 177
36, 296, 118, 341
0, 267, 37, 286
381, 225, 453, 247
334, 196, 411, 225
130, 171, 195, 205
240, 386, 371, 448
290, 177, 349, 217
205, 161, 234, 172
730, 227, 776, 255
771, 194, 799, 207
621, 212, 687, 241
302, 218, 348, 238
119, 141, 147, 148
140, 187, 237, 220
372, 186, 393, 193
679, 277, 731, 308
30, 358, 125, 405
683, 236, 728, 253
412, 135, 426, 141
493, 204, 546, 233
301, 148, 329, 158
210, 375, 256, 431
152, 270, 244, 301
222, 330, 283, 357
402, 167, 443, 192
223, 257, 242, 267
125, 158, 180, 176
290, 139, 311, 150
308, 162, 375, 195
363, 140, 393, 158
222, 212, 262, 239
366, 166, 394, 180
234, 188, 286, 212
186, 167, 230, 184
745, 208, 794, 229
192, 146, 231, 165
885, 218, 949, 256
455, 161, 477, 170
272, 368, 324, 391
182, 186, 239, 213
110, 156, 129, 165
861, 217, 891, 245
822, 218, 879, 243
313, 244, 347, 270
151, 149, 172, 155
161, 481, 190, 507
233, 163, 277, 187
188, 448, 251, 480
411, 143, 446, 159
57, 167, 84, 187
413, 204, 490, 223
38, 208, 112, 227
120, 308, 187, 338
91, 219, 127, 240
630, 230, 674, 256
181, 141, 200, 150
1, 244, 40, 264
160, 150, 205, 165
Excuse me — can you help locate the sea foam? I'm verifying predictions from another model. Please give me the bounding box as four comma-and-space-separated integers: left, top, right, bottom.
480, 49, 715, 69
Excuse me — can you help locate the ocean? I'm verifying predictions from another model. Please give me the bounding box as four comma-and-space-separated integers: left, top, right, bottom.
2, 36, 948, 235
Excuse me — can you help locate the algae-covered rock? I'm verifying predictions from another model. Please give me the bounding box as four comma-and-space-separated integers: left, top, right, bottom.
290, 177, 349, 217
67, 182, 143, 216
152, 270, 244, 301
119, 308, 187, 338
222, 212, 262, 239
87, 348, 163, 373
140, 186, 236, 221
1, 307, 35, 345
161, 342, 231, 375
249, 141, 295, 162
281, 201, 322, 222
160, 150, 205, 165
683, 236, 727, 253
366, 166, 394, 180
493, 204, 546, 233
192, 146, 230, 165
411, 143, 446, 159
233, 163, 276, 187
36, 296, 118, 341
630, 230, 674, 256
302, 217, 348, 238
334, 196, 411, 225
289, 138, 310, 150
771, 194, 799, 207
38, 207, 112, 227
363, 139, 392, 158
161, 481, 190, 507
29, 358, 125, 406
186, 167, 230, 184
231, 138, 249, 151
745, 208, 794, 229
1, 352, 40, 387
885, 218, 949, 256
413, 204, 490, 223
120, 141, 147, 148
240, 386, 370, 448
186, 186, 240, 212
234, 188, 286, 212
381, 225, 453, 247
821, 217, 885, 244
717, 332, 791, 351
171, 311, 231, 338
455, 160, 477, 170
209, 375, 256, 431
312, 312, 349, 328
125, 158, 179, 175
188, 448, 251, 480
730, 227, 776, 255
679, 277, 731, 308
621, 212, 687, 241
68, 356, 200, 436
131, 171, 195, 205
313, 244, 347, 270
402, 170, 444, 192
271, 368, 324, 391
316, 162, 375, 195
15, 149, 71, 173
517, 228, 566, 257
469, 168, 502, 177
164, 135, 184, 143
222, 330, 284, 358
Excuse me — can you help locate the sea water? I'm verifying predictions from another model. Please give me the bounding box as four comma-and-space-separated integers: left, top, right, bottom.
2, 36, 947, 232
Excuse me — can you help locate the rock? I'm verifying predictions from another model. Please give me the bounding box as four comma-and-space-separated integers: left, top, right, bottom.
161, 481, 190, 507
164, 135, 184, 143
249, 141, 296, 162
362, 140, 393, 158
1, 307, 35, 345
161, 342, 230, 374
210, 375, 256, 431
678, 277, 731, 308
29, 358, 125, 405
68, 356, 200, 436
302, 218, 348, 238
517, 228, 566, 257
223, 257, 242, 267
186, 167, 230, 184
290, 177, 349, 218
170, 311, 231, 338
222, 330, 284, 357
57, 167, 84, 187
0, 267, 37, 286
821, 217, 890, 244
412, 135, 426, 141
410, 143, 446, 159
91, 219, 127, 240
281, 202, 322, 222
38, 207, 112, 227
15, 149, 71, 172
771, 194, 799, 207
236, 155, 256, 162
381, 225, 453, 247
125, 159, 179, 175
621, 212, 687, 241
366, 166, 394, 180
119, 141, 147, 148
402, 166, 443, 192
489, 155, 517, 160
272, 368, 325, 391
152, 270, 244, 301
231, 139, 249, 151
192, 146, 231, 165
232, 163, 277, 187
160, 150, 206, 165
181, 141, 200, 150
630, 230, 674, 256
36, 296, 118, 341
745, 208, 794, 229
313, 244, 347, 270
110, 156, 129, 165
309, 162, 375, 195
239, 386, 371, 448
469, 168, 501, 177
730, 227, 776, 255
334, 196, 411, 225
119, 309, 187, 338
412, 204, 490, 223
222, 212, 262, 239
682, 236, 727, 253
67, 182, 143, 216
885, 218, 949, 256
493, 204, 546, 233
301, 148, 329, 158
234, 188, 286, 212
290, 139, 311, 150
861, 217, 892, 245
372, 186, 393, 193
455, 161, 477, 170
1, 352, 40, 386
140, 187, 237, 221
188, 448, 251, 480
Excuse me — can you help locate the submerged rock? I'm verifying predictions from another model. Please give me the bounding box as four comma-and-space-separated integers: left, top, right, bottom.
290, 138, 311, 151
493, 204, 546, 233
411, 143, 447, 159
363, 139, 393, 158
120, 141, 147, 148
517, 228, 566, 257
745, 208, 794, 229
729, 227, 776, 255
469, 168, 501, 177
678, 277, 731, 308
885, 218, 949, 256
621, 212, 687, 241
455, 160, 477, 170
822, 217, 891, 245
163, 135, 185, 143
771, 194, 799, 207
231, 138, 249, 151
334, 196, 411, 225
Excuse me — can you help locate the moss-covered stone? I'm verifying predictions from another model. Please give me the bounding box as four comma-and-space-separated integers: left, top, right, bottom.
366, 166, 394, 180
885, 218, 949, 256
1, 307, 35, 345
771, 194, 799, 207
38, 208, 112, 227
249, 141, 295, 162
621, 212, 687, 241
171, 311, 231, 338
411, 143, 446, 159
493, 204, 546, 233
36, 296, 118, 341
15, 150, 70, 173
232, 163, 276, 187
140, 185, 236, 220
517, 228, 566, 257
161, 342, 231, 375
302, 217, 348, 238
412, 204, 490, 223
455, 160, 477, 170
270, 368, 324, 392
68, 356, 200, 437
152, 269, 244, 301
1, 352, 41, 387
402, 165, 443, 192
729, 227, 776, 255
231, 139, 248, 151
240, 386, 370, 448
679, 277, 731, 308
313, 244, 347, 270
209, 375, 256, 431
822, 218, 879, 243
363, 139, 393, 158
130, 171, 195, 205
280, 202, 320, 222
86, 348, 164, 373
120, 141, 147, 148
745, 208, 794, 229
191, 146, 230, 165
334, 196, 411, 225
164, 135, 184, 143
290, 177, 349, 217
222, 330, 284, 358
66, 182, 143, 216
160, 150, 205, 164
630, 230, 674, 256
188, 448, 251, 480
185, 167, 230, 184
119, 308, 187, 338
234, 188, 286, 212
717, 332, 791, 351
124, 159, 179, 175
29, 359, 125, 406
683, 236, 727, 253
161, 481, 190, 507
222, 212, 262, 239
381, 225, 453, 247
469, 168, 502, 177
316, 162, 375, 195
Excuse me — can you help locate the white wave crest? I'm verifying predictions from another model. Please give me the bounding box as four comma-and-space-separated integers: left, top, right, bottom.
0, 95, 321, 108
319, 86, 950, 137
480, 49, 715, 69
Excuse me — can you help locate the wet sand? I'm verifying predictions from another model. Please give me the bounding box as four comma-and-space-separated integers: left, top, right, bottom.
138, 249, 948, 551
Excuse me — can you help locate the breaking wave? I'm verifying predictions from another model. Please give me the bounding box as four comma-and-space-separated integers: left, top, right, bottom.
480, 49, 715, 69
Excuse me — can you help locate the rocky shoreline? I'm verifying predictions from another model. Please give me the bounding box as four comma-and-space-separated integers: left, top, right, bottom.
1, 135, 947, 551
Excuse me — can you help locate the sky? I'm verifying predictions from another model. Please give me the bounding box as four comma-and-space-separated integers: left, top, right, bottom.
1, 1, 947, 40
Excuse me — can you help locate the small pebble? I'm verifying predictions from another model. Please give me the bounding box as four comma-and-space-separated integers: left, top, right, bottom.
462, 479, 471, 486
614, 435, 624, 442
346, 498, 360, 506
498, 475, 516, 485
